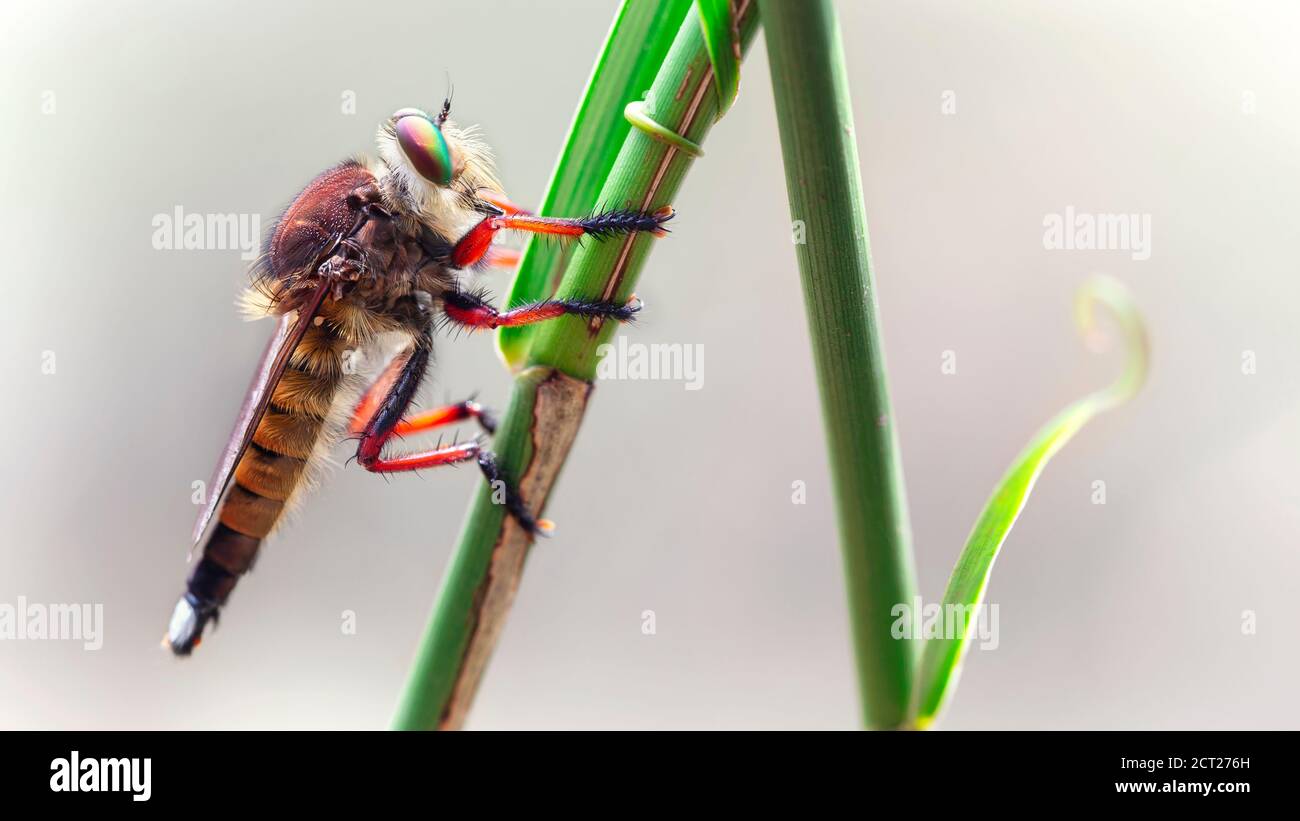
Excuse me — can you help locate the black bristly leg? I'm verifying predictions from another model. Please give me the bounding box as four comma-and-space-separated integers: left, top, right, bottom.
441, 288, 643, 331
350, 327, 547, 536
474, 450, 552, 539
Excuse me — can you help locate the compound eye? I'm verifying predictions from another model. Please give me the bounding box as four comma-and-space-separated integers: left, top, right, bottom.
393, 111, 454, 186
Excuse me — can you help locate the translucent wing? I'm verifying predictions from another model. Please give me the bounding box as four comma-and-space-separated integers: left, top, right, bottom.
191, 280, 330, 544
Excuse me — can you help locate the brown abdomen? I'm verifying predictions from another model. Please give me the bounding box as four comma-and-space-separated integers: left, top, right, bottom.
205, 322, 349, 577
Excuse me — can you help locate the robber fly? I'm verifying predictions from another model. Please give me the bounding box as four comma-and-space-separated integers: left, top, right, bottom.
165, 100, 671, 655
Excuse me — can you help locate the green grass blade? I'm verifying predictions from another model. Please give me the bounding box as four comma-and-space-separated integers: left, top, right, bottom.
525, 5, 759, 375
914, 276, 1149, 728
392, 1, 760, 730
495, 0, 691, 369
694, 0, 742, 117
759, 0, 919, 730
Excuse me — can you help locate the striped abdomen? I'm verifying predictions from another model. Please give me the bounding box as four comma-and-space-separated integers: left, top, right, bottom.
184, 321, 352, 622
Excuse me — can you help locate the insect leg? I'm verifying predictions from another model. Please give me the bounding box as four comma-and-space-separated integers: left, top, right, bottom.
441, 288, 642, 330
476, 190, 528, 215
359, 439, 481, 473
482, 246, 521, 269
448, 202, 673, 268
394, 400, 497, 437
347, 345, 411, 436
348, 347, 497, 437
351, 331, 546, 535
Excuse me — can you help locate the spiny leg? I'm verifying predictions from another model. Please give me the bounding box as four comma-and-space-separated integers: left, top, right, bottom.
449, 193, 673, 268
360, 440, 548, 536
441, 287, 642, 331
394, 400, 497, 437
474, 450, 552, 536
350, 330, 547, 535
348, 352, 497, 438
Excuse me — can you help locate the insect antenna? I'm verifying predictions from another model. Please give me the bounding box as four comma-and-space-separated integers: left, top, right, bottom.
438, 74, 454, 127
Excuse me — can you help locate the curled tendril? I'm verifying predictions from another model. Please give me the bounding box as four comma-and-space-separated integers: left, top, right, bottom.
913, 275, 1150, 728
1074, 274, 1150, 411
623, 101, 705, 157
621, 1, 745, 156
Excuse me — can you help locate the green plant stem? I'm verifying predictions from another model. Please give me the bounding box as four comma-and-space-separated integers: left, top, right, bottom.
392, 0, 759, 731
759, 0, 918, 730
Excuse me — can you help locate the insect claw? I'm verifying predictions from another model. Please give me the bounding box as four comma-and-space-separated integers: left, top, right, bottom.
649, 205, 674, 237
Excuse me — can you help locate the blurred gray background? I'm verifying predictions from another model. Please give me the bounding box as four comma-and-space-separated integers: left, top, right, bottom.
2, 0, 1296, 729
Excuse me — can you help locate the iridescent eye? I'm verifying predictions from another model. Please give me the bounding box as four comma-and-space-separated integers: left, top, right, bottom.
394, 112, 454, 186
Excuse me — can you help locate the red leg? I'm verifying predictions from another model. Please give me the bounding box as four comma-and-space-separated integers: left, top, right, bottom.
359, 439, 481, 473
357, 435, 550, 534
442, 288, 642, 330
394, 399, 496, 436
349, 355, 496, 438
483, 246, 521, 269
449, 198, 673, 268
349, 334, 549, 535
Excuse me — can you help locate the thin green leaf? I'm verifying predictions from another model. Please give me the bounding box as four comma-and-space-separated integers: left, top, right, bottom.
694, 0, 742, 117
525, 4, 759, 376
914, 275, 1149, 728
495, 0, 691, 369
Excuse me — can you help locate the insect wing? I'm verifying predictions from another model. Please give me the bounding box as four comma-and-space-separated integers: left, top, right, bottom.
191, 281, 330, 544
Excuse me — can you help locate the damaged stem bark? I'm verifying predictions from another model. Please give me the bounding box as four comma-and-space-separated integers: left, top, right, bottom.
437, 368, 589, 729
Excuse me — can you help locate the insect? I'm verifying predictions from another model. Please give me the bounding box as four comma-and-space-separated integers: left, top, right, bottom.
165, 100, 671, 655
